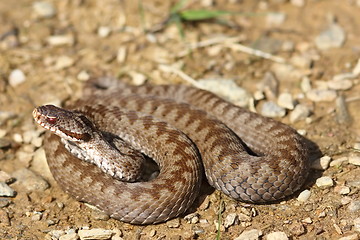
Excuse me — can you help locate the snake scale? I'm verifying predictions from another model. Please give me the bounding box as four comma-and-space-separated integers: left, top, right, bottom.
33, 77, 310, 224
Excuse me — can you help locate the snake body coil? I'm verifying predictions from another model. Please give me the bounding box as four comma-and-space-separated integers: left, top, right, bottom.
33, 79, 310, 224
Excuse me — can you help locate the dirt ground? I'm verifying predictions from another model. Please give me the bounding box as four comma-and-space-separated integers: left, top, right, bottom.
1, 0, 360, 239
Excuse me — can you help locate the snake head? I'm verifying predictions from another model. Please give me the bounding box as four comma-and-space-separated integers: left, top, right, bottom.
33, 105, 93, 142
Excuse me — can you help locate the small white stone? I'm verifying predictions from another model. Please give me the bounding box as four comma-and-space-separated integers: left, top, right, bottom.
354, 143, 360, 150
277, 92, 295, 110
335, 186, 351, 195
297, 189, 311, 202
265, 231, 288, 240
33, 1, 56, 18
315, 23, 346, 50
290, 0, 304, 7
78, 228, 113, 240
224, 213, 238, 228
301, 77, 312, 92
235, 229, 262, 240
266, 12, 286, 26
47, 35, 74, 46
0, 129, 7, 138
354, 218, 360, 232
315, 176, 334, 188
59, 233, 79, 240
327, 79, 353, 90
0, 182, 16, 197
306, 89, 337, 102
261, 101, 286, 118
349, 156, 360, 166
330, 157, 348, 167
116, 47, 127, 63
129, 71, 147, 85
290, 104, 310, 123
301, 217, 313, 224
9, 69, 26, 87
311, 155, 331, 170
148, 229, 156, 237
13, 133, 23, 143
98, 26, 111, 38
352, 58, 360, 76
54, 56, 75, 70
338, 234, 359, 240
77, 70, 90, 82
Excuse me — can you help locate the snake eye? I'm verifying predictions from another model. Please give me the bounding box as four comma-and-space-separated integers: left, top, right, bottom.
46, 117, 57, 124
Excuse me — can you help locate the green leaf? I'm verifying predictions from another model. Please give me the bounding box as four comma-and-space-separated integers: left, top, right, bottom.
179, 9, 232, 21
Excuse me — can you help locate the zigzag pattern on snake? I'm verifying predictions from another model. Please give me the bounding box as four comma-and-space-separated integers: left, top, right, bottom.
33, 77, 311, 224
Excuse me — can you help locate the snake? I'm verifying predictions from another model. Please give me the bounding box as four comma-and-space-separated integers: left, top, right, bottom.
32, 77, 310, 224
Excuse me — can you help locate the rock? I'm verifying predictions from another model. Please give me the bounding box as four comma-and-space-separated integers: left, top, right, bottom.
261, 101, 286, 118
354, 143, 360, 150
315, 176, 333, 188
353, 58, 360, 76
338, 234, 359, 240
290, 0, 305, 7
265, 231, 288, 240
47, 35, 75, 46
196, 79, 250, 107
54, 56, 75, 70
184, 213, 200, 224
78, 229, 113, 240
289, 221, 305, 236
348, 201, 360, 212
260, 72, 279, 100
77, 70, 90, 82
266, 12, 286, 26
224, 213, 238, 228
97, 26, 112, 38
0, 182, 16, 197
166, 218, 180, 228
334, 186, 350, 195
290, 104, 310, 123
315, 23, 346, 50
330, 157, 348, 167
301, 77, 312, 92
33, 1, 56, 18
354, 218, 360, 232
277, 93, 295, 110
336, 95, 352, 124
9, 69, 26, 87
328, 79, 353, 90
311, 155, 331, 170
12, 168, 49, 192
297, 190, 311, 202
349, 155, 360, 166
306, 89, 337, 102
290, 55, 312, 69
235, 229, 263, 240
59, 233, 79, 240
332, 73, 357, 81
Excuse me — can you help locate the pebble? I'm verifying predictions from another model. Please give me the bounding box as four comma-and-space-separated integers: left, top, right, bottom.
184, 213, 200, 224
353, 58, 360, 76
297, 189, 311, 202
78, 229, 113, 240
289, 221, 305, 236
348, 201, 360, 212
311, 155, 331, 170
148, 229, 156, 237
260, 72, 279, 100
97, 26, 112, 38
290, 0, 305, 7
289, 104, 310, 123
301, 217, 313, 224
315, 23, 346, 50
333, 73, 357, 81
354, 218, 360, 232
334, 186, 350, 195
166, 218, 180, 228
300, 77, 312, 92
336, 95, 352, 124
265, 231, 288, 240
9, 69, 26, 87
277, 92, 295, 110
261, 101, 286, 118
338, 234, 359, 240
266, 12, 286, 26
224, 213, 238, 228
290, 55, 312, 69
59, 233, 78, 240
47, 35, 75, 46
33, 1, 56, 18
328, 79, 353, 90
11, 168, 49, 192
196, 79, 250, 107
54, 56, 75, 70
0, 182, 16, 197
349, 155, 360, 166
306, 89, 337, 102
353, 143, 360, 151
330, 157, 348, 167
116, 47, 127, 63
234, 229, 263, 240
315, 176, 333, 188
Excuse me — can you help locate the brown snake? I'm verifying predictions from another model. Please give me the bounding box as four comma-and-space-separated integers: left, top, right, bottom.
33, 78, 311, 224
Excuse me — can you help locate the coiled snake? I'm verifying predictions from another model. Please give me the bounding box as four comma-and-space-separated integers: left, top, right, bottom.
33, 78, 310, 224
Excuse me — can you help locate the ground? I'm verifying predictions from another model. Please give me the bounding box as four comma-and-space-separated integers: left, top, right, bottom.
1, 0, 360, 239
